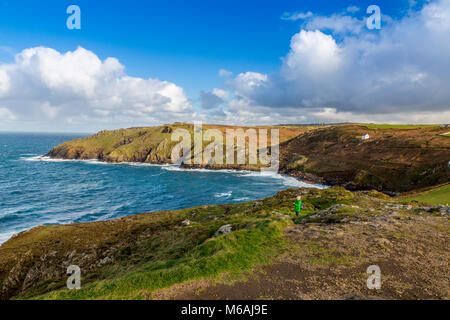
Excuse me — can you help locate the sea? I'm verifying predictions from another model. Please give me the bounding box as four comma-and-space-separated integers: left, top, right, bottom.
0, 132, 325, 244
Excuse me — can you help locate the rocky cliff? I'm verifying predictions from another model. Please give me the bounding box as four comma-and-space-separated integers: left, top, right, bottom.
46, 123, 450, 192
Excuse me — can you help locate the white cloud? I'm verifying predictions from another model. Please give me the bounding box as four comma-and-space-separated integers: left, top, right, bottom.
0, 46, 194, 131
222, 0, 450, 124
285, 30, 342, 74
304, 14, 365, 34
346, 6, 360, 13
230, 72, 268, 90
218, 69, 232, 77
281, 11, 313, 21
212, 88, 229, 100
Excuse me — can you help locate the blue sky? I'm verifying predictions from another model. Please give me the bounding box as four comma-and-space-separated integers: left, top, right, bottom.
0, 0, 421, 97
0, 0, 448, 132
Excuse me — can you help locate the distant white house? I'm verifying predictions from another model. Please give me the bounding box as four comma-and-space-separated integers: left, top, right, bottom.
362, 134, 370, 140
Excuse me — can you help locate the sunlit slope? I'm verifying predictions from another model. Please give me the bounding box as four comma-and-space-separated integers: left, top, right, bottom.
46, 123, 310, 165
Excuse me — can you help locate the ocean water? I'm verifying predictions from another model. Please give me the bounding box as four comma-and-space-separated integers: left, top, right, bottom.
0, 132, 325, 244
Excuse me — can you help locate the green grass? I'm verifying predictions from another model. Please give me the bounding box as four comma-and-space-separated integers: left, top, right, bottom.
363, 124, 440, 129
28, 210, 292, 300
400, 184, 450, 205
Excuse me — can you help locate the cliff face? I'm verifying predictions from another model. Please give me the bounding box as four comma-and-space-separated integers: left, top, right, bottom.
46, 125, 184, 164
279, 125, 450, 192
46, 123, 450, 192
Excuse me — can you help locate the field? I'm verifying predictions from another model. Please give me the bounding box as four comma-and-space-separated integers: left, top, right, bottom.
399, 184, 450, 205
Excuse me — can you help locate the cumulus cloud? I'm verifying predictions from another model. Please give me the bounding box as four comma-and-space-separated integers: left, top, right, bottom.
0, 46, 194, 131
212, 88, 229, 100
199, 88, 229, 109
223, 0, 450, 124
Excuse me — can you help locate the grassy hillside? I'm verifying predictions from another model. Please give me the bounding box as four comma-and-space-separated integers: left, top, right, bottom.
279, 125, 450, 192
46, 123, 311, 169
1, 187, 448, 300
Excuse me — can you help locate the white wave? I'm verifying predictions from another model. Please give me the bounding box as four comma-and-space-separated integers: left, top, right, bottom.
162, 165, 243, 173
214, 191, 233, 198
238, 170, 327, 189
22, 156, 96, 163
21, 156, 166, 167
120, 162, 164, 167
233, 197, 251, 202
0, 232, 15, 245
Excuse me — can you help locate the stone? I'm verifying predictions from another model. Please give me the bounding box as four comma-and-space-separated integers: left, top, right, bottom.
309, 204, 348, 222
215, 224, 233, 237
414, 205, 450, 216
97, 256, 113, 267
182, 219, 190, 226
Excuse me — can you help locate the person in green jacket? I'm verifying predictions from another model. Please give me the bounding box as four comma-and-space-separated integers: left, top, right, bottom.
295, 196, 303, 217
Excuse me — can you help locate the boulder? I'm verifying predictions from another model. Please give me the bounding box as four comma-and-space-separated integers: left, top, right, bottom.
310, 204, 347, 220
215, 224, 233, 237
